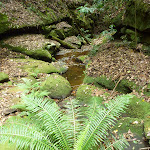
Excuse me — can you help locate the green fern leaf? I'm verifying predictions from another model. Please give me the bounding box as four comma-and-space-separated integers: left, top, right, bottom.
75, 94, 133, 150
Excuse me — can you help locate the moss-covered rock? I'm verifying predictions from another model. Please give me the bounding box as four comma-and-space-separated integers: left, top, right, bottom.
76, 84, 104, 105
83, 75, 137, 94
114, 117, 143, 137
41, 73, 72, 99
1, 43, 52, 62
126, 96, 150, 119
14, 58, 68, 74
49, 29, 66, 40
0, 72, 9, 83
64, 36, 82, 49
144, 117, 150, 140
44, 42, 60, 55
56, 21, 78, 38
77, 55, 88, 63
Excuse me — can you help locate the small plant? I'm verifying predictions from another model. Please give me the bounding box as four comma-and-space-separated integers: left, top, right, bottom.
77, 4, 96, 14
89, 45, 100, 56
101, 24, 117, 43
77, 28, 91, 43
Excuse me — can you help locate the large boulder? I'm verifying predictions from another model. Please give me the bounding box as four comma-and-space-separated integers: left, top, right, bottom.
1, 34, 61, 62
0, 72, 9, 83
41, 73, 72, 99
14, 58, 68, 74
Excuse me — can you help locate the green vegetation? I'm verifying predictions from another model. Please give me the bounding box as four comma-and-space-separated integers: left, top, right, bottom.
0, 13, 10, 34
0, 72, 9, 83
83, 75, 140, 94
76, 84, 104, 105
0, 79, 133, 149
126, 96, 150, 119
15, 58, 68, 74
0, 42, 52, 62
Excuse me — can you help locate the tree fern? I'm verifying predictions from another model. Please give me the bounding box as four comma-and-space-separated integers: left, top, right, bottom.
0, 88, 133, 150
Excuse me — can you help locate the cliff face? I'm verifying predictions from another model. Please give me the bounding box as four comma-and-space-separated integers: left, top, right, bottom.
123, 0, 150, 32
0, 0, 85, 34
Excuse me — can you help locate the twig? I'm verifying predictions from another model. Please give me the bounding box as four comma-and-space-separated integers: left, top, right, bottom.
109, 76, 123, 98
140, 147, 150, 150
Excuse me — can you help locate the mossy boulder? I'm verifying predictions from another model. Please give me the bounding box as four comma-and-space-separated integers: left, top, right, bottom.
114, 117, 143, 137
48, 22, 78, 40
1, 43, 52, 62
15, 58, 68, 74
41, 73, 72, 99
44, 42, 60, 55
76, 84, 104, 105
0, 72, 9, 83
83, 75, 137, 94
126, 96, 150, 119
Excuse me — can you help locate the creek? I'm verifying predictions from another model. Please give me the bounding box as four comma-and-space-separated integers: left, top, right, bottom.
56, 48, 89, 90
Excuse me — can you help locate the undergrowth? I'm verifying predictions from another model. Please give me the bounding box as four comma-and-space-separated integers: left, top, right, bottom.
0, 79, 133, 150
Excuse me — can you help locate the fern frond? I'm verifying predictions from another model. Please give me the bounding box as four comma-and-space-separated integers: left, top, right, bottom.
0, 118, 58, 150
63, 99, 85, 146
22, 95, 72, 150
75, 94, 133, 150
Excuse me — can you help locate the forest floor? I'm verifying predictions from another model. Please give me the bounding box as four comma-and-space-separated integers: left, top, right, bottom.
87, 42, 150, 102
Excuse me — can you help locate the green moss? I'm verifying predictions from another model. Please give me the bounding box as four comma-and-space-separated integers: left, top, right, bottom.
77, 55, 88, 63
15, 58, 68, 74
0, 13, 10, 34
50, 36, 76, 49
41, 73, 72, 99
114, 117, 143, 137
1, 43, 52, 62
144, 117, 150, 140
83, 75, 138, 93
0, 72, 9, 83
50, 29, 65, 40
76, 84, 104, 105
126, 96, 150, 118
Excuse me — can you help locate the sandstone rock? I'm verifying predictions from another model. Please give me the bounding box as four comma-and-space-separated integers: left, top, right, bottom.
41, 73, 72, 99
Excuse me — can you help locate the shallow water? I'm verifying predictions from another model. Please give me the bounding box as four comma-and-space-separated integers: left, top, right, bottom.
56, 48, 89, 89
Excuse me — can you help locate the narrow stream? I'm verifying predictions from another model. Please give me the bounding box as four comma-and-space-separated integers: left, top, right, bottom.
55, 48, 89, 90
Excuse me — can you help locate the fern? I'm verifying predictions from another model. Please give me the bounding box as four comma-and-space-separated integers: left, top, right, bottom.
0, 89, 133, 150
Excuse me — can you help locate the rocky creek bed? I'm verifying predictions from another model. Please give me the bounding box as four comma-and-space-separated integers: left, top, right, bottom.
0, 0, 150, 149
0, 33, 150, 149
